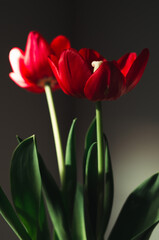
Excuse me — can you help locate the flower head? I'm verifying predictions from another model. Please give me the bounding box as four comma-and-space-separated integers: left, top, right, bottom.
48, 47, 149, 101
9, 31, 71, 93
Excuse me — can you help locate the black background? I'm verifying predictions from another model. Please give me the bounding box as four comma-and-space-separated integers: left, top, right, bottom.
1, 0, 159, 239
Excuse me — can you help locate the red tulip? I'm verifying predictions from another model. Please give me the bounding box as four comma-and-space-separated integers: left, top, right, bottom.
48, 47, 149, 101
9, 31, 71, 93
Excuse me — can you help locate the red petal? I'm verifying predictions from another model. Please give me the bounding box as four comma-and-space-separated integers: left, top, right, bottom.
49, 54, 58, 67
48, 55, 60, 79
125, 48, 149, 92
9, 72, 45, 93
49, 55, 74, 96
57, 49, 92, 97
117, 52, 137, 76
84, 61, 110, 101
48, 55, 72, 95
106, 61, 126, 100
85, 61, 125, 101
24, 85, 45, 93
79, 48, 104, 72
50, 35, 71, 58
24, 31, 53, 81
9, 48, 46, 92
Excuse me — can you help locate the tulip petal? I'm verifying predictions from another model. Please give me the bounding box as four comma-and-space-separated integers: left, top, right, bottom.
9, 48, 45, 93
24, 31, 53, 81
25, 86, 44, 93
9, 72, 29, 88
106, 61, 126, 100
79, 48, 104, 72
125, 48, 149, 92
49, 54, 59, 68
50, 35, 71, 58
57, 49, 92, 97
84, 61, 110, 101
48, 56, 70, 95
9, 48, 25, 76
48, 55, 60, 79
9, 72, 44, 93
117, 52, 137, 76
9, 48, 33, 87
85, 61, 126, 101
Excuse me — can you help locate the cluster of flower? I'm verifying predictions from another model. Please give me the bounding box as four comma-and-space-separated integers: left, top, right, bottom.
9, 31, 149, 101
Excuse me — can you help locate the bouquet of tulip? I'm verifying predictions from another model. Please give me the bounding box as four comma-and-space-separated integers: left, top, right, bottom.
1, 31, 159, 240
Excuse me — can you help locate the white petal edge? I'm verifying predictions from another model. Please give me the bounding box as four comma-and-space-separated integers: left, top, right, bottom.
9, 48, 24, 75
9, 72, 29, 88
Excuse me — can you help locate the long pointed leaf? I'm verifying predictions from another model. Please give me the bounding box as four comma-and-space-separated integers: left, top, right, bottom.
0, 186, 31, 240
16, 135, 70, 240
16, 135, 50, 239
72, 184, 87, 240
108, 173, 159, 240
53, 230, 60, 240
132, 223, 158, 240
37, 194, 50, 240
10, 135, 50, 240
83, 118, 96, 181
84, 142, 98, 240
63, 119, 77, 223
38, 155, 71, 240
99, 136, 114, 237
84, 134, 114, 240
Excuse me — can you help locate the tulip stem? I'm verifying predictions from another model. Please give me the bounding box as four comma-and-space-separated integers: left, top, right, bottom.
96, 101, 105, 237
96, 101, 104, 178
44, 83, 65, 186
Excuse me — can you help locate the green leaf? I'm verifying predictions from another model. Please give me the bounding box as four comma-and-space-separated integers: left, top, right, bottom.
53, 230, 60, 240
0, 186, 31, 240
62, 119, 77, 223
132, 223, 158, 240
16, 135, 70, 240
10, 135, 50, 240
84, 135, 114, 240
16, 135, 23, 143
83, 118, 96, 181
38, 155, 71, 240
72, 184, 87, 240
99, 136, 114, 237
37, 194, 50, 240
84, 142, 98, 240
108, 173, 159, 240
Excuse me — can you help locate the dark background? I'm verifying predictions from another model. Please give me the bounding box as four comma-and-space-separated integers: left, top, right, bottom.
1, 0, 159, 239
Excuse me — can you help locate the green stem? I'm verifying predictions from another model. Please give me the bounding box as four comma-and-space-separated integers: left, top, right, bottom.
44, 84, 65, 186
96, 101, 104, 177
96, 101, 104, 239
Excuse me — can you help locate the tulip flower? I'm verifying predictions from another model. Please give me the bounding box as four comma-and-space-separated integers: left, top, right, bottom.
9, 31, 71, 186
9, 31, 71, 93
48, 48, 149, 101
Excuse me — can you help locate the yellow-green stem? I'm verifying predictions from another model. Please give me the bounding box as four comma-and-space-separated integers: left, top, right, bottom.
44, 84, 65, 186
96, 101, 104, 178
96, 101, 104, 239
